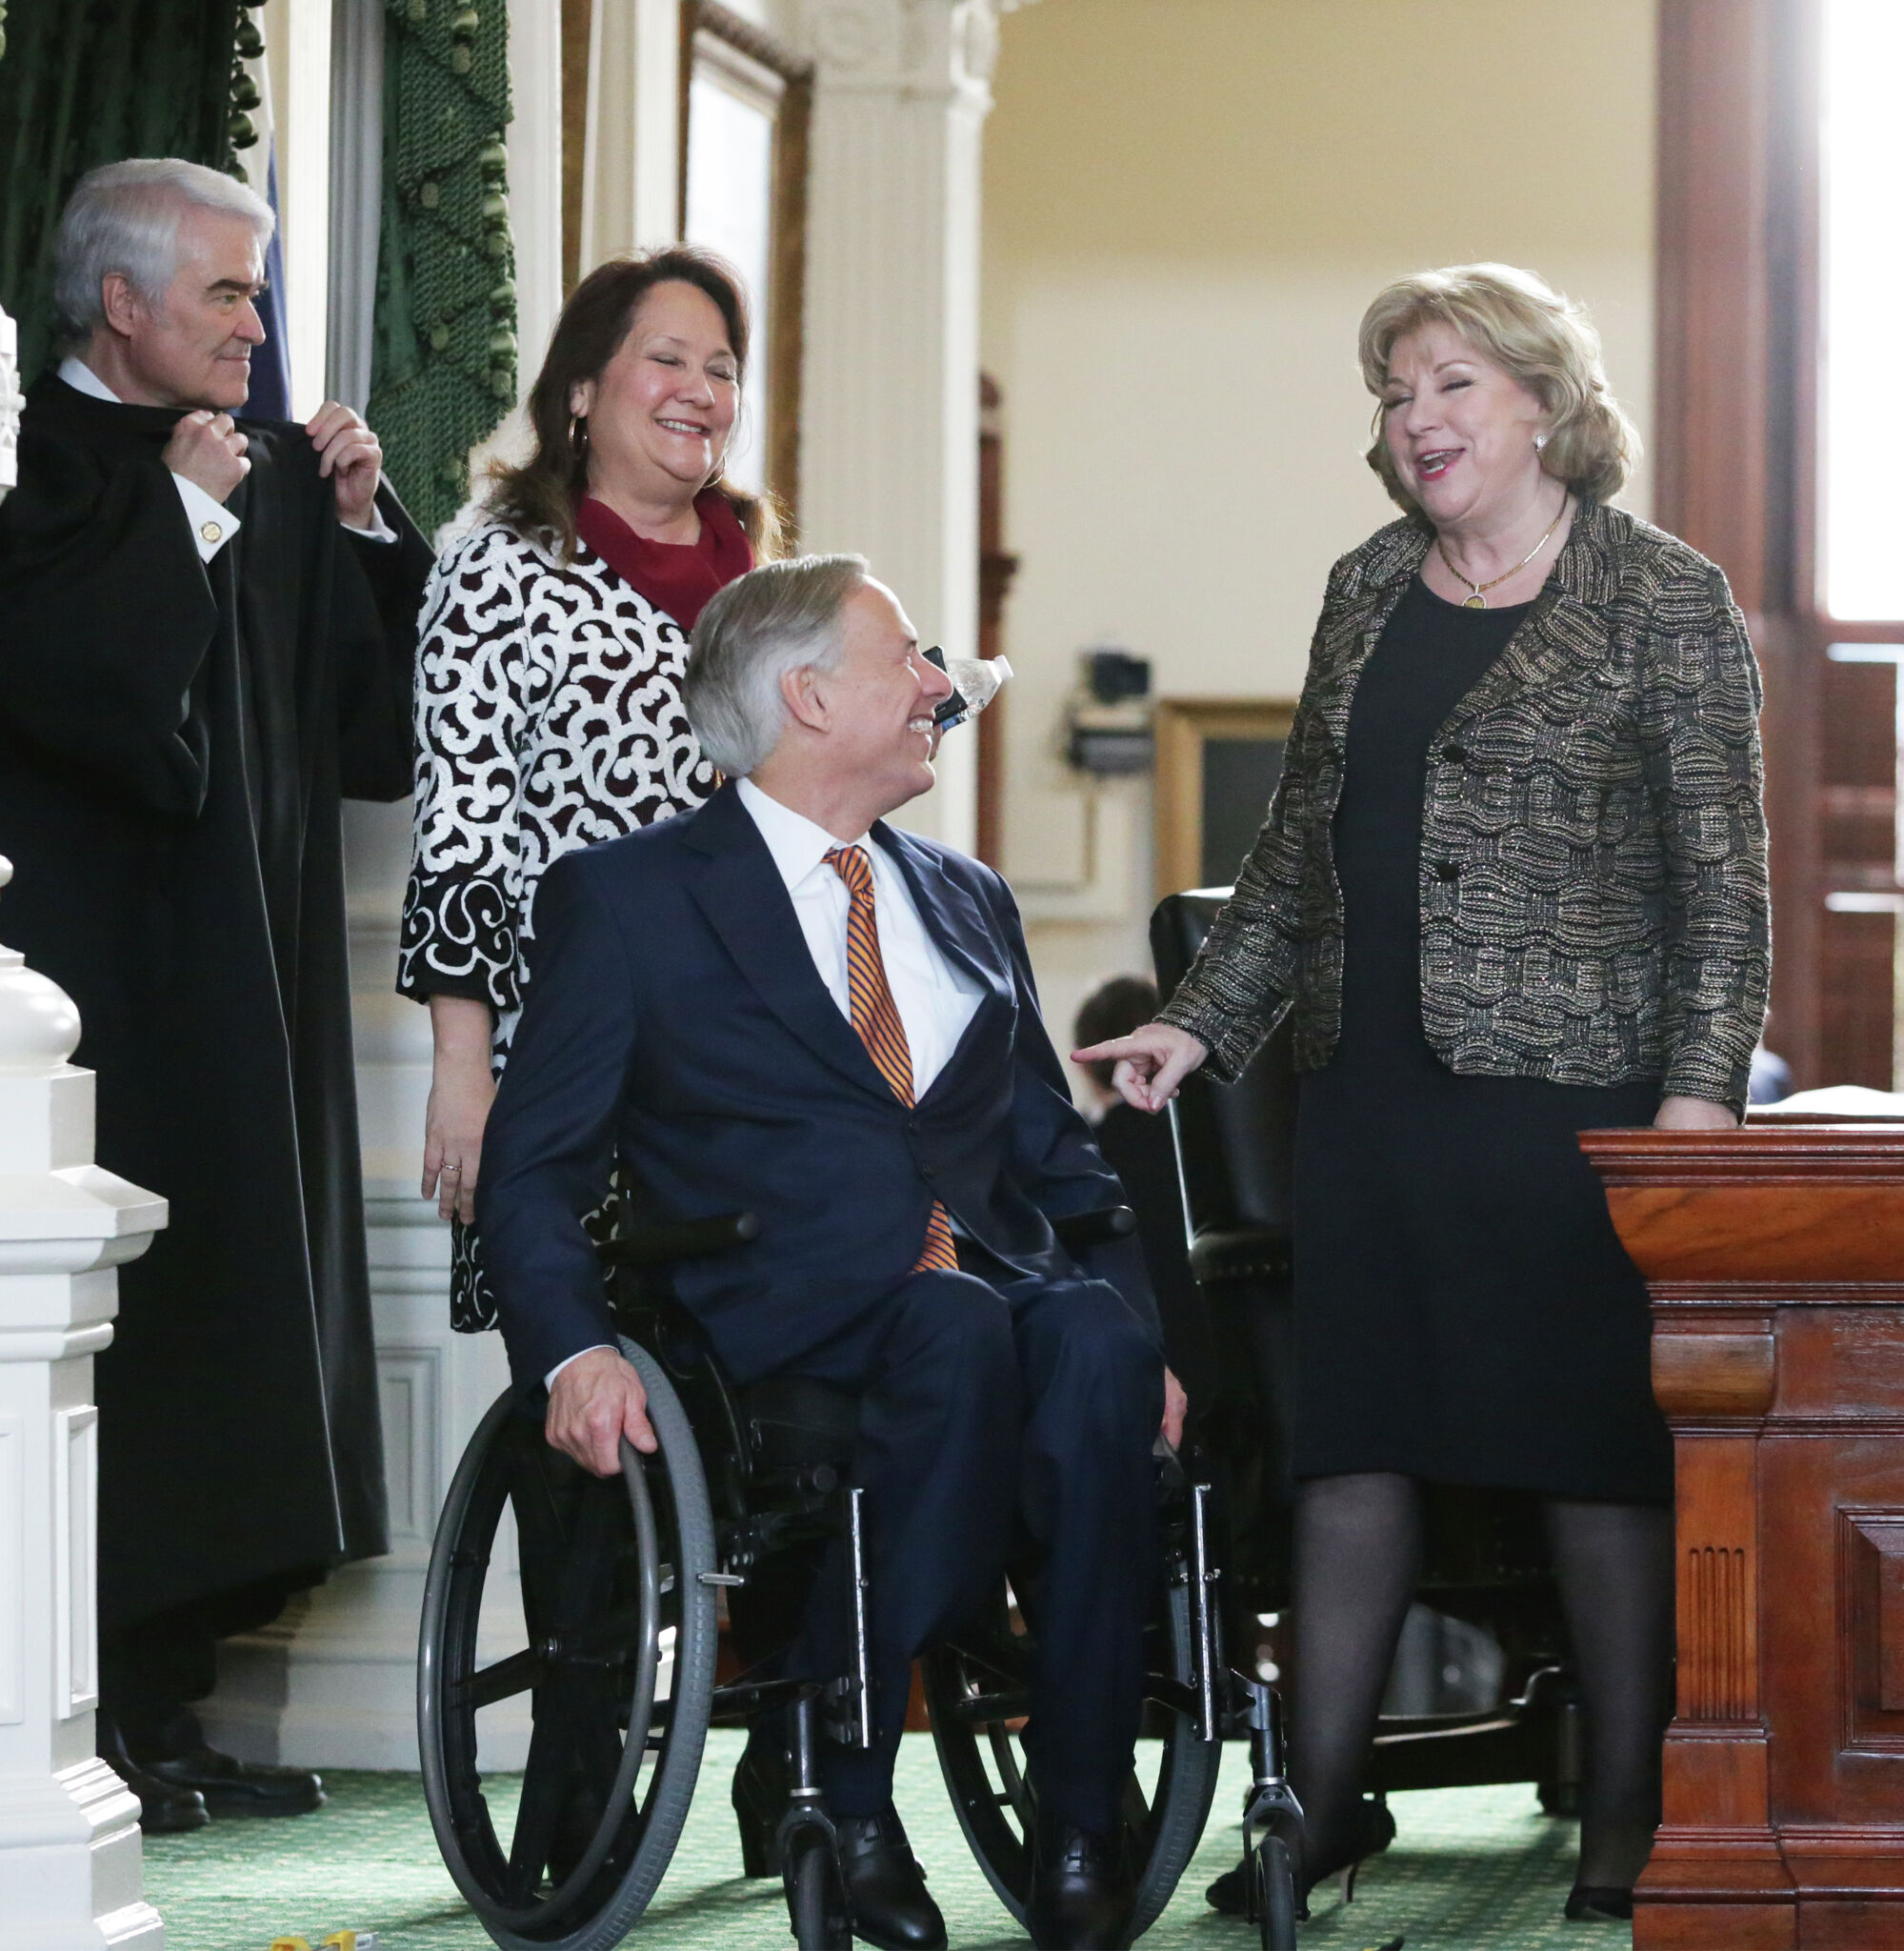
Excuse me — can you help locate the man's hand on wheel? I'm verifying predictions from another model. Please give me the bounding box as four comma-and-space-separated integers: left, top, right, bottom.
1162, 1366, 1188, 1451
1072, 1022, 1209, 1114
546, 1347, 658, 1476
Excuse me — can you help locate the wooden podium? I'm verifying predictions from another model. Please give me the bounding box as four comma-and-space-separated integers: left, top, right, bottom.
1582, 1121, 1904, 1949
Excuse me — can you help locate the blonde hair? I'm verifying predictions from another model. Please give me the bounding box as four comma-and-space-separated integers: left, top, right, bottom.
1357, 263, 1640, 514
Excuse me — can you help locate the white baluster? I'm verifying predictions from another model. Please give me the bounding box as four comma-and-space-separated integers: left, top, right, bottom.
0, 857, 168, 1949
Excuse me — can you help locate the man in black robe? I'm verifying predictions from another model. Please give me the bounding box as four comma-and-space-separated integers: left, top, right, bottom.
0, 159, 432, 1831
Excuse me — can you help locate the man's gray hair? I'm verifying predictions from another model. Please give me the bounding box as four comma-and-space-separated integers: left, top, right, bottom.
53, 158, 274, 352
685, 554, 871, 776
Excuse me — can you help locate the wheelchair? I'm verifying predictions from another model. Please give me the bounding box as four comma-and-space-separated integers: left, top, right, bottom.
417, 1206, 1304, 1950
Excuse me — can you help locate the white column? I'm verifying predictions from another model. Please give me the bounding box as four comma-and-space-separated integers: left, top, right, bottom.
0, 860, 168, 1950
792, 0, 1000, 852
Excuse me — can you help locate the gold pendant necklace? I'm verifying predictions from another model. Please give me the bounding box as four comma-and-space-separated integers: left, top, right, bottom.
1438, 496, 1570, 608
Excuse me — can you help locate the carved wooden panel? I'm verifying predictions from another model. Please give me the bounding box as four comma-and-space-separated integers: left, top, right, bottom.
1840, 1510, 1904, 1747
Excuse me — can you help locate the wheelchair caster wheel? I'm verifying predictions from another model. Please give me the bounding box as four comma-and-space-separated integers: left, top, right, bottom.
788, 1834, 851, 1951
1252, 1835, 1298, 1951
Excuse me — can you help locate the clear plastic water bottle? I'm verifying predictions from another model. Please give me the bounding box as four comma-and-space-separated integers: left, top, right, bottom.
926, 650, 1012, 730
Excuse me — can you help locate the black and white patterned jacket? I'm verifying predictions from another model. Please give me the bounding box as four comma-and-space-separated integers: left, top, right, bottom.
398, 520, 715, 1056
1158, 497, 1771, 1113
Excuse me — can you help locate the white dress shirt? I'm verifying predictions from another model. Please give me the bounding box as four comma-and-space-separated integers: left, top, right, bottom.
547, 779, 986, 1388
57, 356, 395, 562
735, 775, 984, 1099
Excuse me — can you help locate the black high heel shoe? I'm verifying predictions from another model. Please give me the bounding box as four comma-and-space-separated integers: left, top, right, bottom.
1305, 1798, 1397, 1909
1205, 1797, 1397, 1916
1564, 1884, 1634, 1921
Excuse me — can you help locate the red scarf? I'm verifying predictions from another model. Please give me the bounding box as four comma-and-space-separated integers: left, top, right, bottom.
574, 488, 754, 631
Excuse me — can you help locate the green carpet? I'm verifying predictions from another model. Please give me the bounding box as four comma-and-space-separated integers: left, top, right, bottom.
142, 1733, 1629, 1951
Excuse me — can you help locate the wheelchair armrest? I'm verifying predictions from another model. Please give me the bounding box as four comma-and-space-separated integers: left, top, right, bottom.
597, 1211, 760, 1269
1187, 1225, 1292, 1285
1052, 1205, 1137, 1254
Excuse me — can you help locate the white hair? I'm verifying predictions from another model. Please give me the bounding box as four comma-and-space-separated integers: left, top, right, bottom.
53, 158, 274, 351
684, 555, 871, 776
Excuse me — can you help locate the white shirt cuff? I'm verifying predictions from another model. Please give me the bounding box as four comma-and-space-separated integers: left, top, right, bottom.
345, 504, 399, 544
171, 473, 241, 561
545, 1343, 614, 1390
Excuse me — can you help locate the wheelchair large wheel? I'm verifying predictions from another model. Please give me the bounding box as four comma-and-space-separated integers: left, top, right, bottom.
923, 1575, 1221, 1940
419, 1339, 719, 1950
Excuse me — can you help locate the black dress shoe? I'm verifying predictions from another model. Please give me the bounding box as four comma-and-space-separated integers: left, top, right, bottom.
105, 1753, 210, 1835
140, 1745, 325, 1817
98, 1718, 210, 1835
732, 1729, 788, 1878
1028, 1819, 1135, 1950
835, 1808, 946, 1951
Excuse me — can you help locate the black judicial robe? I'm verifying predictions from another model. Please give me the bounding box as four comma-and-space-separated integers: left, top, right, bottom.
0, 373, 433, 1634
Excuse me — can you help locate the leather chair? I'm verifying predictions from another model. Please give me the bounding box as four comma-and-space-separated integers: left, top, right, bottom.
1152, 888, 1581, 1803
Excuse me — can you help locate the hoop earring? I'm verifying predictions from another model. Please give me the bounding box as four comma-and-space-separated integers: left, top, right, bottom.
569, 412, 590, 459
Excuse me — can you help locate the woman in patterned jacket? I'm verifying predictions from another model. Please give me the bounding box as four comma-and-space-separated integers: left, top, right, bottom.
1079, 265, 1769, 1925
400, 248, 771, 1333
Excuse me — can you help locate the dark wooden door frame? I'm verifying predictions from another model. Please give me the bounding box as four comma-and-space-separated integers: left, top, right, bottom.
1653, 0, 1904, 1091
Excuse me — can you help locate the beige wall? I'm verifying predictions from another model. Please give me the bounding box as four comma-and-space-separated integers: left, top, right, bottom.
982, 0, 1658, 1056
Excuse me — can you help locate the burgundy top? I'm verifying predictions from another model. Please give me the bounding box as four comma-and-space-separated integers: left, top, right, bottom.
574, 488, 753, 632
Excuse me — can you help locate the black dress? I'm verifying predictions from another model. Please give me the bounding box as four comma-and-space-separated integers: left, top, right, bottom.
1292, 576, 1674, 1504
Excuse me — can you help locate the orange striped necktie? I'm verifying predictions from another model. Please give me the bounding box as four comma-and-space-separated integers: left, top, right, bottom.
823, 845, 961, 1275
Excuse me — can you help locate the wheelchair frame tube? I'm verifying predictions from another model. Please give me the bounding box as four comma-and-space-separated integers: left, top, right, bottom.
847, 1486, 873, 1750
1189, 1481, 1220, 1742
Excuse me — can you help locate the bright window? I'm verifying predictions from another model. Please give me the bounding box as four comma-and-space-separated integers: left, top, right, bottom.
1820, 0, 1904, 620
684, 45, 782, 497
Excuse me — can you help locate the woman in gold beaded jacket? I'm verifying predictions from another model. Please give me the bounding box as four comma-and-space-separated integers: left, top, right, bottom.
1080, 264, 1768, 1925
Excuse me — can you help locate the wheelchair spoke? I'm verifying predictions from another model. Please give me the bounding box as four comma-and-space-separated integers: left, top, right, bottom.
458, 1647, 548, 1711
504, 1694, 580, 1902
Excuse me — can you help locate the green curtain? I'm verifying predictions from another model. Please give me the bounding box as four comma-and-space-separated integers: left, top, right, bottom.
0, 0, 243, 385
368, 0, 516, 537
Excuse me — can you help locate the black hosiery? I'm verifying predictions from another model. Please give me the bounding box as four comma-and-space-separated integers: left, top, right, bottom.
1286, 1472, 1423, 1879
1542, 1498, 1675, 1894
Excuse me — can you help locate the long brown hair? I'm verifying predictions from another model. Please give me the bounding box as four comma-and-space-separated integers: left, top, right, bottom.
484, 246, 782, 561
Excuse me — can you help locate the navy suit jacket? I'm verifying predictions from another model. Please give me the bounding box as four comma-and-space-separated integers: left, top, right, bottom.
477, 781, 1158, 1391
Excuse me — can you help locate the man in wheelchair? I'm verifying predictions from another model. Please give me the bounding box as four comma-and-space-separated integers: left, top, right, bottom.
477, 554, 1186, 1951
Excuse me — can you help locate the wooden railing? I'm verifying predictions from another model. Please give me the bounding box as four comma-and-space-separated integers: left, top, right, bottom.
1583, 1119, 1904, 1948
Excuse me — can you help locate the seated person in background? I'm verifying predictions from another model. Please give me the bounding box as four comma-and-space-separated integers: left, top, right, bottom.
1072, 977, 1206, 1404
478, 553, 1186, 1951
